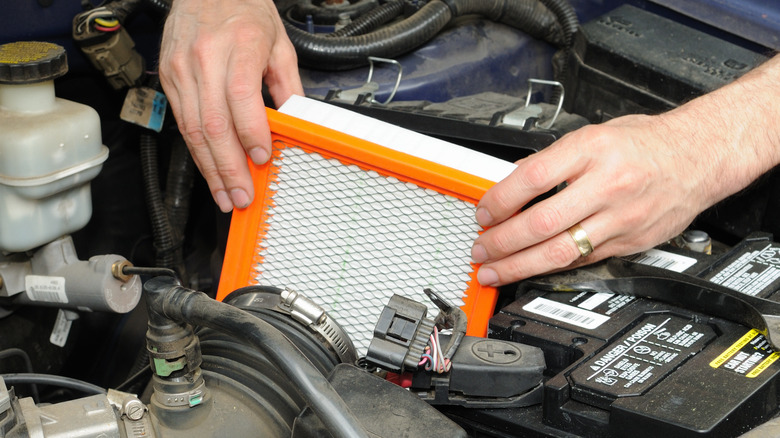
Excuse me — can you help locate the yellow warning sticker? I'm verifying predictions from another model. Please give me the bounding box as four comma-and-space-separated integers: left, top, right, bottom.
710, 329, 759, 368
710, 329, 778, 378
747, 352, 780, 378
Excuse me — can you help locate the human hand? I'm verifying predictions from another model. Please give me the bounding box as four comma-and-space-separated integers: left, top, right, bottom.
159, 0, 303, 212
470, 54, 780, 286
470, 114, 726, 286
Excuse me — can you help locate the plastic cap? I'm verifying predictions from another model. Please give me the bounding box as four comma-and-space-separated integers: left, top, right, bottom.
0, 41, 68, 84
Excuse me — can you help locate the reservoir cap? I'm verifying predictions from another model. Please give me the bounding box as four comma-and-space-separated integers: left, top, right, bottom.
0, 41, 68, 84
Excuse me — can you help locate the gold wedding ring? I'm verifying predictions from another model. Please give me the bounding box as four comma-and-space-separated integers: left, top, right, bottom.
567, 223, 594, 257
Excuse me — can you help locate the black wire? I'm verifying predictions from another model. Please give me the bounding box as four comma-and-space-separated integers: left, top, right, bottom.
114, 364, 151, 393
1, 374, 106, 396
122, 266, 177, 278
0, 348, 40, 403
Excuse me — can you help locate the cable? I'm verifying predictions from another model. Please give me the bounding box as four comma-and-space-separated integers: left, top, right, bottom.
122, 266, 177, 278
1, 374, 106, 396
115, 364, 151, 393
0, 348, 40, 402
144, 277, 369, 438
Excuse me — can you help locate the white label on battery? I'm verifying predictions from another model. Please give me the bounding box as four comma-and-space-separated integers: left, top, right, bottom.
629, 249, 697, 273
578, 292, 614, 310
523, 297, 610, 329
49, 309, 72, 347
25, 275, 67, 304
709, 244, 780, 297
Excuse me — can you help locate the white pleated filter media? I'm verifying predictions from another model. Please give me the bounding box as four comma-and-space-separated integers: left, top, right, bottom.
253, 143, 482, 356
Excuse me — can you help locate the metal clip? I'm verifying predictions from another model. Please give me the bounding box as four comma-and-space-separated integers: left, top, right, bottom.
525, 78, 564, 129
328, 57, 403, 105
502, 79, 565, 130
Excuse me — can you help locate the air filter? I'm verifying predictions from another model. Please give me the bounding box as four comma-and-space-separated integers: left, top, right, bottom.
217, 96, 516, 356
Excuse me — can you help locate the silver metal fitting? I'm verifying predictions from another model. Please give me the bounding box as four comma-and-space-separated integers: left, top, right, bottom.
280, 287, 326, 326
123, 397, 146, 421
154, 380, 206, 408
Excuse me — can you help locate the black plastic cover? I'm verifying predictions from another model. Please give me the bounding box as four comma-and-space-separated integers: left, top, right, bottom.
410, 336, 546, 408
563, 5, 767, 122
292, 364, 467, 438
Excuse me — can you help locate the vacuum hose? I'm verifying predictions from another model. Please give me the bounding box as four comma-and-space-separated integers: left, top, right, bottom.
144, 277, 369, 438
287, 0, 566, 70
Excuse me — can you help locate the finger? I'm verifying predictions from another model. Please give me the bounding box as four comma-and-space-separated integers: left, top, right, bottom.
476, 137, 593, 228
476, 219, 601, 286
472, 175, 606, 264
225, 44, 273, 167
264, 37, 304, 106
196, 43, 255, 211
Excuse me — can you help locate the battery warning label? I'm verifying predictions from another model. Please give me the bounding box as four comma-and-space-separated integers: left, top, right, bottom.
710, 329, 780, 378
708, 243, 780, 297
570, 315, 714, 405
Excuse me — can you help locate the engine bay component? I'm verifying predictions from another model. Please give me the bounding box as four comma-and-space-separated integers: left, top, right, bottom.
0, 42, 108, 253
72, 2, 146, 89
293, 364, 467, 438
448, 235, 780, 437
224, 285, 358, 365
366, 293, 437, 373
284, 0, 567, 70
367, 290, 545, 408
0, 236, 142, 314
0, 276, 467, 438
563, 4, 769, 122
410, 335, 546, 408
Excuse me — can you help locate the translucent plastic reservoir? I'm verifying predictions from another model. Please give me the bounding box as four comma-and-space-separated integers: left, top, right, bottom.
0, 79, 108, 253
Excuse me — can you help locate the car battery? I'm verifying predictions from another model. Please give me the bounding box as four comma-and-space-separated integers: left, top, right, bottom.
446, 234, 780, 437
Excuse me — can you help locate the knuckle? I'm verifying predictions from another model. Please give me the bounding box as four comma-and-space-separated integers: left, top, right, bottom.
521, 159, 551, 191
527, 205, 562, 237
545, 237, 578, 269
490, 234, 514, 257
226, 78, 260, 103
201, 114, 231, 142
180, 121, 206, 146
166, 53, 190, 76
609, 166, 645, 195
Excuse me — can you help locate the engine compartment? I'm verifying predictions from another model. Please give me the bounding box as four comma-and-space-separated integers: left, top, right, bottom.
1, 0, 779, 436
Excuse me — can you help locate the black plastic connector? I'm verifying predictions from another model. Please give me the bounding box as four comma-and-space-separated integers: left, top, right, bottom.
410, 336, 545, 408
365, 294, 435, 373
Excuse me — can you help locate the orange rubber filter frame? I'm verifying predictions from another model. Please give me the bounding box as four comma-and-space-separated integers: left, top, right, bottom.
217, 107, 498, 338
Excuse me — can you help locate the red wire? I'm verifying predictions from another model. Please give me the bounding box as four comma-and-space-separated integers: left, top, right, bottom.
95, 24, 121, 32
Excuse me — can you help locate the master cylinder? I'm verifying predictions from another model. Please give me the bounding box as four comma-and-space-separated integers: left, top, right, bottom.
0, 41, 107, 253
0, 41, 140, 314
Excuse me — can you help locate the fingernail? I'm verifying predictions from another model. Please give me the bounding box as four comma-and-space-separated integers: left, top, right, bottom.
476, 207, 492, 227
215, 190, 233, 213
230, 188, 251, 209
477, 267, 499, 286
249, 147, 270, 165
471, 243, 488, 264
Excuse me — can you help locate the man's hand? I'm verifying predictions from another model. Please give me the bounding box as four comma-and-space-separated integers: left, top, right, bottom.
471, 54, 780, 286
159, 0, 303, 212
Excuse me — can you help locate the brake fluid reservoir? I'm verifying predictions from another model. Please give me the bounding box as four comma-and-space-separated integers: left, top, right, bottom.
0, 42, 108, 253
